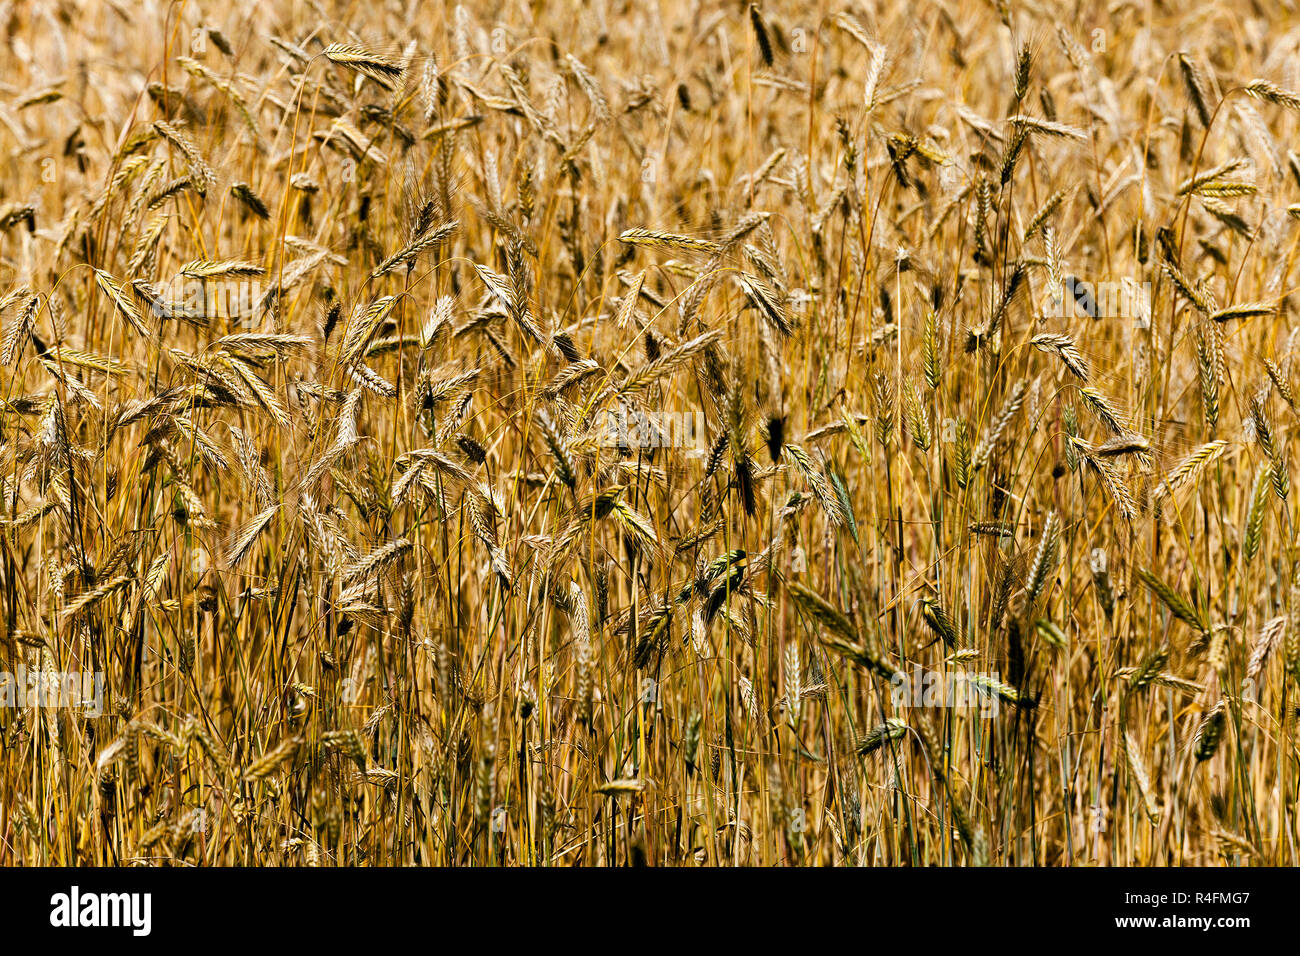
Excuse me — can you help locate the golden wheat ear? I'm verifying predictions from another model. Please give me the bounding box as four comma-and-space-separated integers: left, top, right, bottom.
322, 43, 405, 88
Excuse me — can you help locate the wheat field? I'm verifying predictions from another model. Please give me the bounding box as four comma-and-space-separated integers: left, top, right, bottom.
2, 0, 1300, 867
